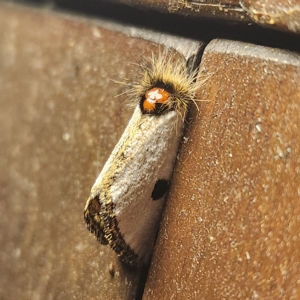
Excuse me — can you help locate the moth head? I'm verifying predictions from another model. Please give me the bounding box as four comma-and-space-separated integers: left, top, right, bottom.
140, 83, 175, 115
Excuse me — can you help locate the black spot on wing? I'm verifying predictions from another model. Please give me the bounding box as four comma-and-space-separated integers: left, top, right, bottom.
151, 179, 169, 200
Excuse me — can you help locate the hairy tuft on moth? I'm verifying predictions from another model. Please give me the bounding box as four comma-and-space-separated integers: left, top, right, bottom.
84, 49, 202, 267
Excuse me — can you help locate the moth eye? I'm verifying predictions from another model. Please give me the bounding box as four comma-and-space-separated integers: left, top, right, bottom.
151, 179, 169, 200
142, 87, 171, 114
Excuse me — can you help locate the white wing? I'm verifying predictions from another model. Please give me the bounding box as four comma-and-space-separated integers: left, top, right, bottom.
86, 106, 184, 266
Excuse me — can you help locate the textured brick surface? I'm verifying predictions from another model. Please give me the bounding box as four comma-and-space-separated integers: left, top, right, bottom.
144, 39, 300, 300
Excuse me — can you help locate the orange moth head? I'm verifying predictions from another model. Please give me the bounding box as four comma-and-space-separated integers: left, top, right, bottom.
132, 51, 200, 119
142, 87, 171, 114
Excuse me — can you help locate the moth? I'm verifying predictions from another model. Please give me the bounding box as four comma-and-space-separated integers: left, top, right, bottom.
84, 50, 199, 267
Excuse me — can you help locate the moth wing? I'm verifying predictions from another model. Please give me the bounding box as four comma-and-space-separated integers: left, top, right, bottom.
111, 107, 183, 264
89, 106, 184, 265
